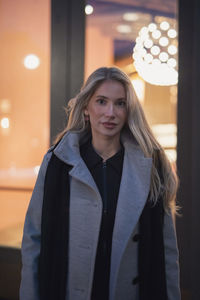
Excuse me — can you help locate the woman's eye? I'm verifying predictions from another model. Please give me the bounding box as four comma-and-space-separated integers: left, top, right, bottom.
117, 100, 126, 107
97, 99, 106, 105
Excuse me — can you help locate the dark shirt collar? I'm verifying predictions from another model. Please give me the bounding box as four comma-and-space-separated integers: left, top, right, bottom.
80, 139, 124, 174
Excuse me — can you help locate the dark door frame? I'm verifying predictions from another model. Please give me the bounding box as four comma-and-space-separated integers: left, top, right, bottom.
177, 0, 200, 299
50, 0, 85, 144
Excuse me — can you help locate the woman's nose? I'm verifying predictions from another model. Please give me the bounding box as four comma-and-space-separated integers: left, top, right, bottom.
105, 103, 115, 116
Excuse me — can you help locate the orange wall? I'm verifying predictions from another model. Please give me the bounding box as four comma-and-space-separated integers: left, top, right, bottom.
0, 0, 50, 172
0, 0, 50, 239
85, 25, 114, 80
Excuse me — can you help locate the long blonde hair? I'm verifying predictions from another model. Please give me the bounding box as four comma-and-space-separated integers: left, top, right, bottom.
56, 66, 178, 212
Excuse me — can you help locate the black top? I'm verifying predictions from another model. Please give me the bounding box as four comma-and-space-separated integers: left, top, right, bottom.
80, 140, 124, 300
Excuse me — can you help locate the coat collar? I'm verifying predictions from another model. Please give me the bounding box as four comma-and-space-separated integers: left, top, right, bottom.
53, 131, 100, 195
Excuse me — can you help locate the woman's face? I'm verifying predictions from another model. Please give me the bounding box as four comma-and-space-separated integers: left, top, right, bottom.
85, 80, 127, 141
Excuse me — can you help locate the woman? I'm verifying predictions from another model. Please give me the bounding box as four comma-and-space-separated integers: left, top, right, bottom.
20, 67, 180, 300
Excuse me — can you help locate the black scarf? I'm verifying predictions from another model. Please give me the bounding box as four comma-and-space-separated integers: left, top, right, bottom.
38, 152, 167, 300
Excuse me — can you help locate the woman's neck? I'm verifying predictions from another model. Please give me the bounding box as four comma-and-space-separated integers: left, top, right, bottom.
91, 136, 121, 161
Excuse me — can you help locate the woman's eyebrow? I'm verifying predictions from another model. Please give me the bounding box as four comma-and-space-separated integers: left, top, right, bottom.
96, 95, 108, 99
96, 95, 126, 100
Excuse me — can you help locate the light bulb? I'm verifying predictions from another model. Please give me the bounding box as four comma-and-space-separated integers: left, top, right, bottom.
141, 48, 147, 57
168, 45, 177, 55
136, 37, 142, 44
148, 23, 157, 32
150, 45, 160, 55
168, 29, 177, 38
167, 58, 177, 68
144, 53, 153, 63
144, 39, 153, 49
152, 58, 161, 65
159, 52, 169, 62
133, 53, 140, 60
160, 21, 170, 31
140, 26, 148, 35
152, 30, 161, 39
159, 37, 169, 47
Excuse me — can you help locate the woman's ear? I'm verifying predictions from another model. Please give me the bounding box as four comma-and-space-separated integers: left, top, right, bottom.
84, 108, 89, 116
84, 109, 89, 121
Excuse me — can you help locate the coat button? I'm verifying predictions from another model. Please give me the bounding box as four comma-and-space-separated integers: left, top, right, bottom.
132, 276, 140, 285
132, 233, 140, 242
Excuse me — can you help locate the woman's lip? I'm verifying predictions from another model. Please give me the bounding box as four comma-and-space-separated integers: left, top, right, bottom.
102, 122, 117, 128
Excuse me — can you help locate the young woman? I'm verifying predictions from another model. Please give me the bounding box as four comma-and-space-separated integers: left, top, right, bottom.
20, 67, 180, 300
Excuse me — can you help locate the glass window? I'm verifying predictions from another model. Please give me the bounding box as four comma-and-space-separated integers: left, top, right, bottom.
85, 0, 178, 163
0, 0, 51, 247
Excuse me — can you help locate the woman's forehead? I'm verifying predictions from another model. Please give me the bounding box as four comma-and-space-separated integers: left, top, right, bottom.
93, 80, 126, 97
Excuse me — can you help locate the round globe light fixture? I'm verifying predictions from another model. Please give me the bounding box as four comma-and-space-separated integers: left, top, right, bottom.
133, 20, 178, 86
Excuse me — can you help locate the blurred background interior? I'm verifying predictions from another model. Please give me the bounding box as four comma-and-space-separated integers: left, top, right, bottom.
0, 0, 199, 299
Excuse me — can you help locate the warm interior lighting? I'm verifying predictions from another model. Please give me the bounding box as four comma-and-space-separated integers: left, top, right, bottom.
116, 24, 132, 33
132, 78, 145, 102
152, 123, 177, 162
123, 12, 139, 21
1, 117, 10, 129
24, 54, 40, 69
133, 20, 178, 86
85, 4, 93, 15
0, 99, 11, 113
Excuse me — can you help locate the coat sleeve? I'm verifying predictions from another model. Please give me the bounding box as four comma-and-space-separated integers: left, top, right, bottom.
20, 151, 52, 300
163, 210, 181, 300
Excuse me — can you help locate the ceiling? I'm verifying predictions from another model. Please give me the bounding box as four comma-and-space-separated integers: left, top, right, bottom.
87, 0, 178, 59
91, 0, 177, 16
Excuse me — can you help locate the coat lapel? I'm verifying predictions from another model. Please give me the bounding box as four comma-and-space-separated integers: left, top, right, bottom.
69, 160, 100, 196
110, 141, 152, 299
53, 131, 100, 196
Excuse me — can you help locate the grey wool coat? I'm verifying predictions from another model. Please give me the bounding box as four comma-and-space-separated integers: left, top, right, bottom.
20, 130, 181, 300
